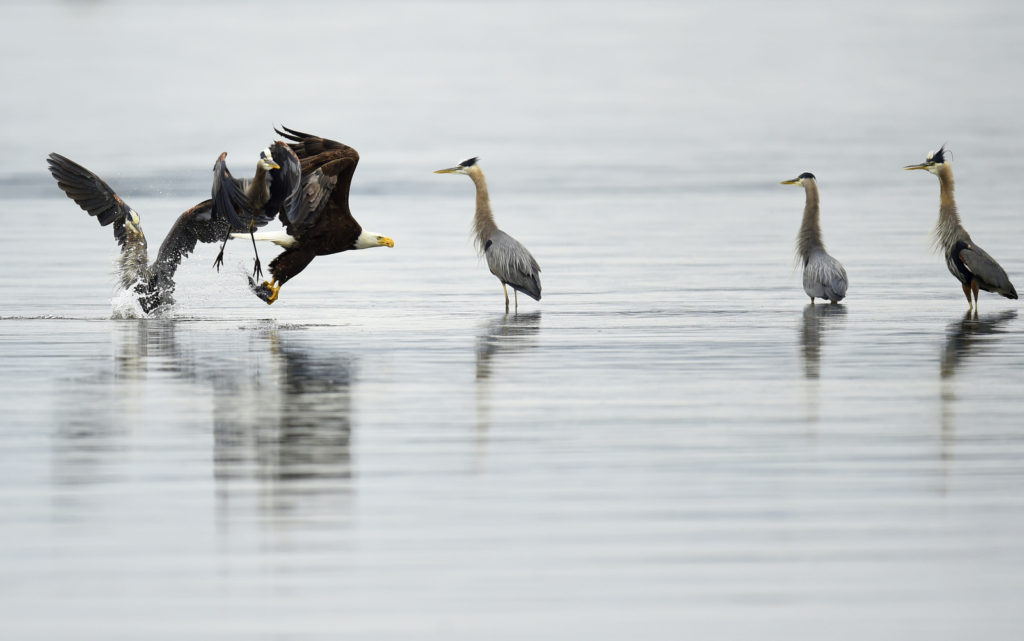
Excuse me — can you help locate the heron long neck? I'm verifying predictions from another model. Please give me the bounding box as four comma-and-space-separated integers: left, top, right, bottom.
797, 180, 825, 262
469, 166, 499, 252
249, 162, 270, 202
933, 164, 969, 252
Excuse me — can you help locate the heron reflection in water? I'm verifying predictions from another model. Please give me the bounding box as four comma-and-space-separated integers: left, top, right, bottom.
940, 309, 1017, 379
798, 304, 847, 426
475, 311, 542, 380
475, 312, 542, 444
799, 303, 848, 380
939, 309, 1017, 469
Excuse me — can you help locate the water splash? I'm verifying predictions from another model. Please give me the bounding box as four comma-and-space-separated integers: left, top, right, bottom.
109, 285, 148, 319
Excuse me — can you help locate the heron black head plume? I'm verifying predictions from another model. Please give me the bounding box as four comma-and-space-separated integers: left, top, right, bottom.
930, 145, 948, 164
459, 157, 479, 168
798, 172, 815, 180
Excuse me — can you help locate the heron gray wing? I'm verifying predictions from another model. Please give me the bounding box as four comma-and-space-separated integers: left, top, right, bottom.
804, 251, 847, 302
484, 231, 542, 301
210, 153, 252, 230
47, 152, 136, 247
960, 243, 1018, 297
826, 259, 848, 301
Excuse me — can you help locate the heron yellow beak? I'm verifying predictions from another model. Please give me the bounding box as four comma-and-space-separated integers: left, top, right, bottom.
780, 178, 801, 185
434, 167, 459, 174
380, 237, 395, 248
903, 163, 931, 171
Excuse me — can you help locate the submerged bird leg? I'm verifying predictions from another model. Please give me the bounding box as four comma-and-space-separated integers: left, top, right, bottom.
971, 280, 980, 308
514, 289, 519, 312
503, 283, 510, 313
809, 296, 815, 305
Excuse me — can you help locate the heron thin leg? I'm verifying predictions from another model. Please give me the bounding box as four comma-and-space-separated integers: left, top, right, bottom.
213, 234, 230, 272
962, 282, 973, 309
514, 289, 519, 312
971, 280, 980, 308
503, 283, 509, 313
809, 296, 814, 305
249, 222, 263, 279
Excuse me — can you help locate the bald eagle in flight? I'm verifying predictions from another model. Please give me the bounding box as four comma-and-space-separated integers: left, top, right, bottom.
236, 127, 395, 304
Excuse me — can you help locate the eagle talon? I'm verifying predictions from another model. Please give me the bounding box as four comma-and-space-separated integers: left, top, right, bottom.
248, 277, 280, 305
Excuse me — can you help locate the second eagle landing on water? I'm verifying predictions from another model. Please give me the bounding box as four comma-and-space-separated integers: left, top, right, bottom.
781, 172, 848, 305
435, 157, 542, 313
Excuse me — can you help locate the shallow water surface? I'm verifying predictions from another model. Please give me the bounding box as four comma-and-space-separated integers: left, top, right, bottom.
3, 1, 1024, 640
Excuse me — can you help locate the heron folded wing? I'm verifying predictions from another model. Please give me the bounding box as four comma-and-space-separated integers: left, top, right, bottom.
960, 244, 1018, 297
485, 231, 542, 301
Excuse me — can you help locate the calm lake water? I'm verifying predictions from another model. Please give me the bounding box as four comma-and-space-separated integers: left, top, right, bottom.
2, 1, 1024, 639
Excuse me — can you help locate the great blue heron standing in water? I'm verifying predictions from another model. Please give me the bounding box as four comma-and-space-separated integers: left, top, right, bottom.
434, 157, 542, 313
781, 172, 848, 304
904, 146, 1017, 309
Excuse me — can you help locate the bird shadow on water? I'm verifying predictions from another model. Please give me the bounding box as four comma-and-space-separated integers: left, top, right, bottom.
798, 303, 847, 426
939, 309, 1018, 467
474, 311, 542, 453
211, 329, 356, 519
54, 319, 357, 520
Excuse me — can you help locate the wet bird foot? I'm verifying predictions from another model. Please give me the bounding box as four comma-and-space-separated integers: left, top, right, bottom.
248, 277, 280, 305
213, 247, 227, 272
249, 228, 263, 279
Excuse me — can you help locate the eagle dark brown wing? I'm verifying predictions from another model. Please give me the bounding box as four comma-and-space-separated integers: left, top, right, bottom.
47, 152, 137, 247
274, 126, 362, 246
150, 199, 229, 283
285, 167, 338, 235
